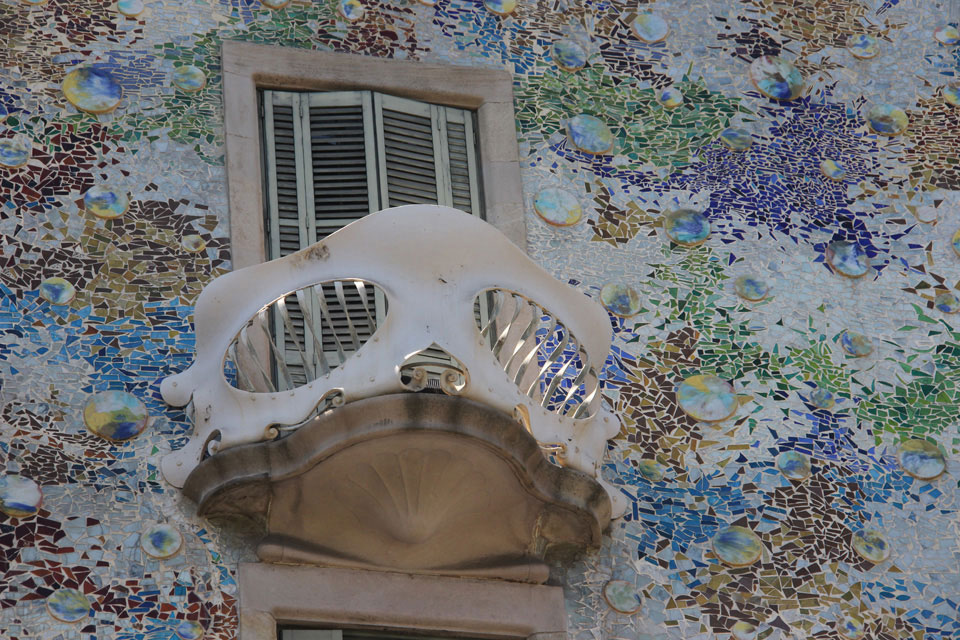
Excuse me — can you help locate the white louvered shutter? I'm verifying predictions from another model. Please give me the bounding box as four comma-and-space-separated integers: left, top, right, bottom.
373, 93, 482, 214
373, 94, 486, 370
262, 90, 483, 387
263, 91, 381, 387
442, 107, 482, 215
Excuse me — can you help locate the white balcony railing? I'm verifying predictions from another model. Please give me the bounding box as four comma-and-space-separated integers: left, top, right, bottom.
160, 206, 624, 515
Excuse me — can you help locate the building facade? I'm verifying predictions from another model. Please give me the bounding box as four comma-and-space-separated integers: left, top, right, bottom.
1, 0, 959, 639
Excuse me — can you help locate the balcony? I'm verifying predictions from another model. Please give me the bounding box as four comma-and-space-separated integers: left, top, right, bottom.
161, 205, 623, 582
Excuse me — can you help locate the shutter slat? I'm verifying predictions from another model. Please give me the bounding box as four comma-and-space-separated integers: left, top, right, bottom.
387, 185, 438, 200
314, 203, 372, 211
382, 125, 434, 142
311, 176, 369, 185
387, 169, 439, 187
311, 139, 366, 147
312, 160, 368, 168
382, 109, 433, 124
297, 93, 379, 381
383, 149, 436, 169
389, 194, 437, 206
313, 161, 367, 169
383, 133, 434, 151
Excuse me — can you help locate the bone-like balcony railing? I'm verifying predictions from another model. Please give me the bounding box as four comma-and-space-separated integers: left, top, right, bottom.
160, 206, 625, 516
477, 288, 599, 420
223, 278, 385, 393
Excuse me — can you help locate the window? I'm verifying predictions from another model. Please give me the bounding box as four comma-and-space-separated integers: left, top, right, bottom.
220, 42, 524, 389
222, 41, 525, 272
280, 632, 485, 640
238, 563, 569, 640
259, 89, 485, 386
262, 90, 482, 254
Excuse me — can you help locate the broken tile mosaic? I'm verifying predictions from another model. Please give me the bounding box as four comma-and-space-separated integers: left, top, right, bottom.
2, 1, 959, 638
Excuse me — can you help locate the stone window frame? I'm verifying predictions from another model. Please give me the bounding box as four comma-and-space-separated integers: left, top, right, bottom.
239, 564, 567, 640
221, 40, 526, 270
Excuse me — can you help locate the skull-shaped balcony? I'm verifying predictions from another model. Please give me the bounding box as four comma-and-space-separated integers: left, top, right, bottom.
161, 205, 622, 583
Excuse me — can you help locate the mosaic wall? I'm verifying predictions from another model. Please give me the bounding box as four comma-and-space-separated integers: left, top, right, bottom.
0, 0, 958, 638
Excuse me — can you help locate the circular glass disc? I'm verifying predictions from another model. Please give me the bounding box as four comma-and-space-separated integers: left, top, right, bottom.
677, 375, 738, 422
83, 390, 149, 442
712, 525, 762, 566
567, 114, 614, 155
62, 67, 122, 114
600, 283, 642, 318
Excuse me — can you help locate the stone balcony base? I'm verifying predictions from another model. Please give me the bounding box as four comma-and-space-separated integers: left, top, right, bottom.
184, 393, 611, 584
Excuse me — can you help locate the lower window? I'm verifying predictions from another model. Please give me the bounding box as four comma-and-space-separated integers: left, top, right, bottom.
281, 631, 486, 640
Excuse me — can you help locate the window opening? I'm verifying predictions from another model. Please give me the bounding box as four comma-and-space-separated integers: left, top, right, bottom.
258, 89, 485, 389
280, 630, 490, 640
